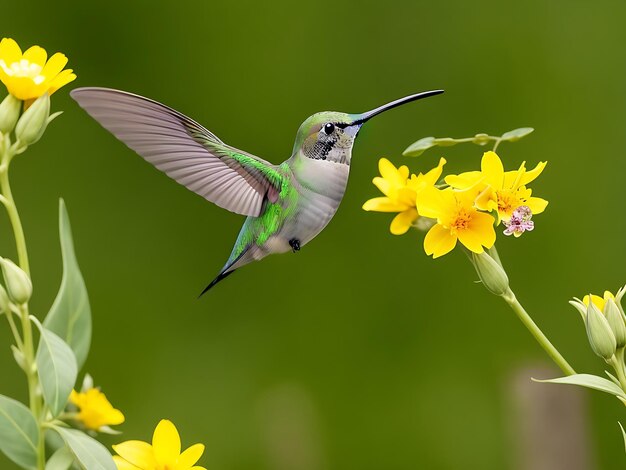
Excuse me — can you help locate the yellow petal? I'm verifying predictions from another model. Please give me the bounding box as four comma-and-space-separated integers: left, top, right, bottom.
105, 408, 126, 426
583, 294, 605, 312
177, 444, 205, 469
481, 151, 504, 189
525, 196, 548, 215
378, 158, 405, 187
424, 224, 457, 258
47, 68, 76, 95
0, 38, 23, 63
69, 390, 81, 406
372, 176, 392, 196
445, 171, 482, 189
519, 161, 547, 186
457, 211, 496, 253
23, 46, 47, 66
41, 52, 68, 80
113, 441, 157, 468
153, 420, 181, 465
420, 157, 447, 186
474, 186, 497, 212
363, 197, 407, 212
390, 209, 418, 235
415, 186, 455, 220
190, 467, 207, 470
604, 291, 615, 301
113, 456, 142, 470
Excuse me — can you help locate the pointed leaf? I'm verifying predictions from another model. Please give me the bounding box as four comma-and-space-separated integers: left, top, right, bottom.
501, 127, 534, 142
44, 199, 92, 368
52, 427, 116, 470
533, 373, 626, 399
620, 423, 626, 454
0, 394, 39, 469
45, 446, 75, 470
33, 317, 78, 416
403, 137, 436, 157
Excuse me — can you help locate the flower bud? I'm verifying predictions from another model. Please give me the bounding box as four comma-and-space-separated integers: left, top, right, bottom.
0, 94, 21, 134
472, 133, 491, 146
15, 93, 50, 146
0, 283, 10, 314
471, 252, 509, 296
586, 300, 617, 360
605, 298, 626, 348
0, 258, 32, 304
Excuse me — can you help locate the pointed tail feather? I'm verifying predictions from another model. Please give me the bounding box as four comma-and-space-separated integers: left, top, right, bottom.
198, 269, 236, 297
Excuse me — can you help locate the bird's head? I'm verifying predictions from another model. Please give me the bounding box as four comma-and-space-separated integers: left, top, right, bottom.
291, 90, 443, 164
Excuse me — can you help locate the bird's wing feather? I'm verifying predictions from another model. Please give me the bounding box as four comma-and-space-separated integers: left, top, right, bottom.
71, 87, 283, 217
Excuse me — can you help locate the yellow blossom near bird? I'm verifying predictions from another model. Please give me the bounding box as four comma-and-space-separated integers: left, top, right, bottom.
416, 185, 496, 258
69, 388, 125, 431
445, 151, 548, 223
113, 419, 206, 470
0, 38, 76, 101
363, 157, 446, 234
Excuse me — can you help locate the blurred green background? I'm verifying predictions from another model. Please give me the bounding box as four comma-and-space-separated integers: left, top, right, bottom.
1, 1, 626, 468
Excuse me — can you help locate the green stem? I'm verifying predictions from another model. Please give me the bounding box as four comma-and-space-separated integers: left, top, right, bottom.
0, 157, 30, 275
0, 141, 44, 468
610, 349, 626, 391
502, 288, 576, 376
5, 310, 23, 350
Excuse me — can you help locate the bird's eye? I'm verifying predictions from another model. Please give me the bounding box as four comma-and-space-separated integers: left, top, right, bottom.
323, 123, 335, 135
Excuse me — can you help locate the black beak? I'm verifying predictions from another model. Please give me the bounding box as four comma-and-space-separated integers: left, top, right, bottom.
352, 89, 444, 125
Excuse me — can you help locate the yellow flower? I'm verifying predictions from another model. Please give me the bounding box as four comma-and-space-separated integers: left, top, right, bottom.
445, 151, 548, 223
69, 388, 125, 431
0, 38, 76, 101
363, 157, 446, 234
582, 291, 615, 312
416, 186, 496, 258
113, 420, 206, 470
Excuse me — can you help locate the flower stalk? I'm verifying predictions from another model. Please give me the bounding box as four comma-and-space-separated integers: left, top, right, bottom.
501, 287, 576, 376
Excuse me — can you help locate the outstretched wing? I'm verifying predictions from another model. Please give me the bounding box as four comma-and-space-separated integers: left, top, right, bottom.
71, 87, 283, 217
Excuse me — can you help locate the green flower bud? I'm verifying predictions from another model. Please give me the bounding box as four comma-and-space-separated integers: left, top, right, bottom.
0, 94, 21, 134
605, 298, 626, 348
0, 258, 32, 304
586, 300, 617, 360
0, 283, 10, 314
472, 133, 491, 146
471, 252, 509, 296
15, 93, 50, 146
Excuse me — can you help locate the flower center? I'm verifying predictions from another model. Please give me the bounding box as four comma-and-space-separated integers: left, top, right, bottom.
496, 190, 518, 217
0, 59, 46, 84
451, 207, 472, 234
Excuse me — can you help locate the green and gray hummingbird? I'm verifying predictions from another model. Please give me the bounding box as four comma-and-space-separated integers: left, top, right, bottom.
71, 88, 443, 294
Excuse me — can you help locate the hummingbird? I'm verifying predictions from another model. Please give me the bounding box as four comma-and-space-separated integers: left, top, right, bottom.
71, 88, 443, 295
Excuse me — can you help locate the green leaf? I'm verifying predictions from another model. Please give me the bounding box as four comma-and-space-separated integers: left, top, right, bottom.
52, 427, 116, 470
44, 199, 92, 368
533, 373, 626, 399
501, 127, 534, 142
432, 137, 459, 147
33, 317, 78, 416
403, 136, 436, 157
45, 446, 75, 470
619, 423, 626, 454
0, 394, 39, 469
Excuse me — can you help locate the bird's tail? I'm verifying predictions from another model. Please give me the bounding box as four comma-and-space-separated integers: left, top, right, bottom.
198, 247, 251, 297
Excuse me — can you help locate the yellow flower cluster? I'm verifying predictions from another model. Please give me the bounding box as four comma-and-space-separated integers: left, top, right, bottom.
66, 382, 205, 469
364, 151, 547, 258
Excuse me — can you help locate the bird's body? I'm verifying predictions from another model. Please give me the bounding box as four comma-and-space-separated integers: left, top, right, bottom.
71, 88, 442, 293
